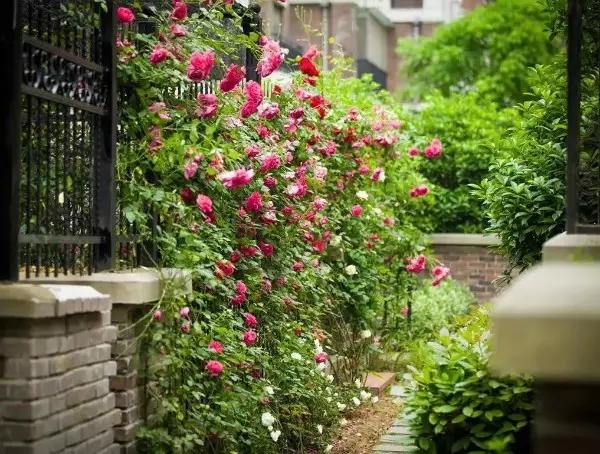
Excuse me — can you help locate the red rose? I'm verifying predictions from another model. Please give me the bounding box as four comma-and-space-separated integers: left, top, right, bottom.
298, 57, 319, 77
117, 7, 135, 24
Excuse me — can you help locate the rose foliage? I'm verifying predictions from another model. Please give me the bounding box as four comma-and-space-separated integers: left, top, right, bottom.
116, 3, 444, 453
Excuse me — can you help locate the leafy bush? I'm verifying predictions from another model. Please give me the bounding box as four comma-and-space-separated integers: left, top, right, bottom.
404, 92, 518, 233
397, 0, 557, 106
404, 305, 534, 454
116, 3, 442, 452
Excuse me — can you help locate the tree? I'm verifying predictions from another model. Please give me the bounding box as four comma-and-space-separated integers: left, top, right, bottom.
397, 0, 557, 107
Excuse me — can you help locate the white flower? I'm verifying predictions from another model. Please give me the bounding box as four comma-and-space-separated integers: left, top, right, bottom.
330, 235, 341, 246
317, 424, 323, 434
360, 390, 372, 401
262, 412, 276, 427
334, 393, 339, 397
314, 339, 321, 348
352, 397, 361, 407
360, 330, 372, 339
317, 362, 326, 371
268, 425, 273, 432
325, 445, 333, 453
336, 402, 346, 411
270, 430, 281, 442
339, 418, 348, 426
345, 265, 357, 276
356, 190, 369, 200
291, 352, 302, 360
328, 374, 334, 383
326, 387, 332, 394
355, 379, 362, 389
265, 386, 274, 396
326, 397, 332, 402
371, 396, 379, 404
372, 207, 382, 216
439, 327, 450, 338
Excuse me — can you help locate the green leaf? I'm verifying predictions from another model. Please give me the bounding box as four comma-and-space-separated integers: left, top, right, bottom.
434, 405, 457, 413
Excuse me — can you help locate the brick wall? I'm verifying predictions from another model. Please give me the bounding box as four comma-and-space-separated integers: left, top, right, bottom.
430, 235, 505, 301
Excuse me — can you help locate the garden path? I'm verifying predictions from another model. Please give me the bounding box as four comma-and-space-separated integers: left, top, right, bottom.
371, 386, 418, 453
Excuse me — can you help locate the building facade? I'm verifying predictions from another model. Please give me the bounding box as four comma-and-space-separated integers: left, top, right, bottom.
260, 0, 486, 92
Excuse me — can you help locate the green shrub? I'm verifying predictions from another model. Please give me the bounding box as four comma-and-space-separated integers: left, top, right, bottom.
403, 305, 534, 454
397, 0, 557, 106
404, 92, 518, 233
384, 279, 474, 353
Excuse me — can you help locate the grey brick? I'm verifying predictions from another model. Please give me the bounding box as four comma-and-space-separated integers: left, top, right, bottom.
0, 362, 115, 400
113, 421, 141, 443
0, 399, 51, 421
3, 431, 66, 454
120, 405, 140, 426
0, 318, 66, 338
65, 409, 120, 447
66, 378, 111, 409
65, 429, 114, 454
0, 327, 116, 358
113, 387, 141, 409
111, 307, 134, 324
118, 441, 138, 454
97, 444, 121, 454
66, 311, 111, 334
115, 356, 140, 375
109, 373, 138, 392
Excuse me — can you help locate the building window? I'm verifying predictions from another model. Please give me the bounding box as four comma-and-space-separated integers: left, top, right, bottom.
271, 4, 283, 40
391, 0, 423, 8
412, 21, 422, 38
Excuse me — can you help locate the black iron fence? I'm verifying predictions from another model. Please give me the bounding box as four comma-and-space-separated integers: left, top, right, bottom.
566, 0, 600, 234
0, 0, 261, 281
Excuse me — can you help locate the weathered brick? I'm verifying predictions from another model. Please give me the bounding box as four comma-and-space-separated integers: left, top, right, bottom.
65, 409, 120, 447
113, 420, 142, 443
0, 317, 66, 338
66, 378, 111, 408
3, 431, 66, 454
115, 356, 140, 375
3, 344, 113, 379
110, 373, 138, 392
0, 327, 117, 358
112, 339, 139, 357
66, 311, 111, 334
111, 307, 134, 324
0, 362, 115, 400
118, 440, 138, 454
120, 405, 140, 426
66, 429, 115, 454
113, 387, 142, 409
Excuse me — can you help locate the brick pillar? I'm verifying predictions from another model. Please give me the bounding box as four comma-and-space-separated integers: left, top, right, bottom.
0, 284, 120, 454
110, 305, 151, 454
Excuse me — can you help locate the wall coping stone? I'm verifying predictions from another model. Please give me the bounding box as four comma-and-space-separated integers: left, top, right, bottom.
0, 285, 110, 319
492, 260, 600, 381
428, 233, 501, 246
18, 268, 193, 306
543, 231, 600, 262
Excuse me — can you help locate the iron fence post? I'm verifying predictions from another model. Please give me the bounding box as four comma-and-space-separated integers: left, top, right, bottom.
0, 0, 22, 281
98, 0, 118, 270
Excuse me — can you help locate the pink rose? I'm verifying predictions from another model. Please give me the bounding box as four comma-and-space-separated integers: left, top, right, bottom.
245, 144, 261, 158
170, 23, 187, 37
259, 153, 281, 173
236, 280, 247, 296
292, 261, 304, 272
205, 360, 224, 377
180, 306, 190, 318
406, 255, 426, 273
257, 38, 284, 77
409, 184, 429, 198
408, 147, 419, 157
243, 312, 258, 327
153, 310, 162, 321
219, 64, 245, 92
350, 205, 363, 216
259, 242, 274, 256
314, 352, 328, 364
371, 168, 385, 183
187, 50, 215, 82
149, 44, 168, 64
245, 192, 263, 212
258, 103, 280, 119
170, 1, 188, 21
384, 216, 395, 226
195, 93, 217, 119
117, 7, 135, 24
243, 330, 258, 346
184, 161, 198, 180
218, 168, 255, 189
208, 341, 224, 354
312, 198, 327, 212
264, 176, 277, 187
181, 323, 190, 334
196, 194, 213, 214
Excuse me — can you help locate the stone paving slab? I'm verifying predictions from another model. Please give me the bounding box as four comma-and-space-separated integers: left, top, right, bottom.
372, 414, 420, 453
389, 385, 405, 397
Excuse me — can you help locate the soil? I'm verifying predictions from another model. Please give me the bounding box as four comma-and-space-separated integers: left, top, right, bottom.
331, 395, 401, 454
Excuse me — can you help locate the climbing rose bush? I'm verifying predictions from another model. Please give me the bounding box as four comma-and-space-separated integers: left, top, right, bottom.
116, 2, 445, 452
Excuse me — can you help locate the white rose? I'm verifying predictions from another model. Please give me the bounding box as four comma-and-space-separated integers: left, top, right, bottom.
270, 430, 281, 442
355, 379, 362, 389
325, 445, 333, 453
360, 330, 372, 339
291, 352, 302, 360
356, 190, 369, 200
339, 418, 348, 426
326, 397, 332, 402
265, 386, 274, 396
353, 397, 361, 406
262, 412, 276, 427
371, 396, 379, 404
360, 391, 371, 401
317, 362, 326, 371
328, 374, 334, 383
345, 265, 357, 276
317, 424, 323, 434
336, 402, 346, 411
372, 207, 382, 216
